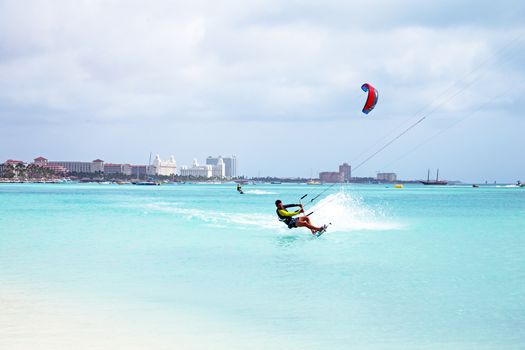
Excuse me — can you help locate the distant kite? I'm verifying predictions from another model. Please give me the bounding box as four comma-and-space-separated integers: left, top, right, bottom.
361, 83, 378, 114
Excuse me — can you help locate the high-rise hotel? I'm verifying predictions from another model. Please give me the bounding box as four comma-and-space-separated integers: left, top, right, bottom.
206, 155, 236, 178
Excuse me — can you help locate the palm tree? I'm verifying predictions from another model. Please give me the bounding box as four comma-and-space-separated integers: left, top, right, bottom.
3, 164, 16, 179
26, 163, 37, 178
14, 163, 26, 179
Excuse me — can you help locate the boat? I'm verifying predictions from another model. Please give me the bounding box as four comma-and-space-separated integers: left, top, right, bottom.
472, 184, 480, 188
135, 181, 160, 186
420, 169, 448, 185
307, 180, 321, 185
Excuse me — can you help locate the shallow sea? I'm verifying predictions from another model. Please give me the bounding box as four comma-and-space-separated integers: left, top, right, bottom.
0, 183, 524, 349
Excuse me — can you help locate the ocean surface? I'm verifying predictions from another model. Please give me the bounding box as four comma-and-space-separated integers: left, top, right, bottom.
0, 183, 524, 349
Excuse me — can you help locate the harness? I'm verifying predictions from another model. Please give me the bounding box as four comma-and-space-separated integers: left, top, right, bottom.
276, 208, 299, 229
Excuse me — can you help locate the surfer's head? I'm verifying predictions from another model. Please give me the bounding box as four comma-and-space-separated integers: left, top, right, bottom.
275, 199, 283, 208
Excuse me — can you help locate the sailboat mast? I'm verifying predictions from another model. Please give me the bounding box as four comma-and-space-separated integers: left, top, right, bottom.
436, 168, 439, 182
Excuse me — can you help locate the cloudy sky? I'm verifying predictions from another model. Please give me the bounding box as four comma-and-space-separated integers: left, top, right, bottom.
0, 0, 524, 182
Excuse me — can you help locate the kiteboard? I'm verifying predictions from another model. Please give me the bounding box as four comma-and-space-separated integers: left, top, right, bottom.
315, 224, 328, 237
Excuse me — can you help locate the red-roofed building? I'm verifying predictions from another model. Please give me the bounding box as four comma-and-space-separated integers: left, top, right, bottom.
31, 157, 67, 174
34, 156, 48, 165
43, 164, 68, 173
31, 158, 104, 173
92, 159, 104, 172
104, 163, 132, 175
5, 159, 25, 165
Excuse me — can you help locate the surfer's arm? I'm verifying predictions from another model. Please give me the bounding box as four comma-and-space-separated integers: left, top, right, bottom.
277, 209, 301, 217
283, 204, 300, 209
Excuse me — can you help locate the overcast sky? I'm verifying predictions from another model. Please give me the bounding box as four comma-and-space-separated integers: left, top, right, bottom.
0, 0, 524, 182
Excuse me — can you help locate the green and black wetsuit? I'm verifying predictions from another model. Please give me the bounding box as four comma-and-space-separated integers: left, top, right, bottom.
276, 204, 301, 228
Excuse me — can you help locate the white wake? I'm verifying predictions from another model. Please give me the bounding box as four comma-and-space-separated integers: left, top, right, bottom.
142, 190, 400, 234
243, 190, 278, 195
304, 191, 401, 232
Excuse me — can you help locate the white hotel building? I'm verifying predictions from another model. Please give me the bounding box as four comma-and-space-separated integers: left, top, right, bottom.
148, 155, 177, 176
180, 158, 225, 178
206, 155, 236, 178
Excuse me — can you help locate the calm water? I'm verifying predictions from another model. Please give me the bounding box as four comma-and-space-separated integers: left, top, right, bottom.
1, 183, 524, 349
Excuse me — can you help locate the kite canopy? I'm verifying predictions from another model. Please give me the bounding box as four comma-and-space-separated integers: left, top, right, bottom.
361, 83, 378, 114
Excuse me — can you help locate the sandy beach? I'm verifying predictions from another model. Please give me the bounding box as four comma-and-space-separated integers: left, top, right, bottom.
0, 281, 287, 350
1, 286, 174, 350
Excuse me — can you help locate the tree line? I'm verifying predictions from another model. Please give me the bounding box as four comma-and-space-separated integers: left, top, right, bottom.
0, 163, 59, 179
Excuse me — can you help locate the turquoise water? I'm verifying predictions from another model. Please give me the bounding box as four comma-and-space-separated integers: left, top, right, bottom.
1, 183, 524, 349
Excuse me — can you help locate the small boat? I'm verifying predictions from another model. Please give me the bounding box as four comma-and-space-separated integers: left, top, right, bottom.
135, 181, 160, 186
307, 180, 321, 185
472, 184, 479, 188
420, 169, 448, 185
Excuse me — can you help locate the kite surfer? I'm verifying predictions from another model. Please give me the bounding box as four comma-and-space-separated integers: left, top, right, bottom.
275, 200, 326, 235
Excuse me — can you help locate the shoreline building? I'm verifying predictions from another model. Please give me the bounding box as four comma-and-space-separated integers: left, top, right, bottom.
5, 159, 25, 165
212, 157, 225, 178
377, 172, 397, 182
180, 159, 212, 178
319, 162, 352, 183
34, 157, 86, 173
339, 163, 351, 182
91, 159, 104, 172
35, 157, 105, 173
319, 171, 343, 183
206, 155, 236, 178
48, 161, 92, 173
104, 163, 132, 176
180, 158, 225, 178
33, 157, 67, 173
148, 155, 177, 176
131, 165, 148, 178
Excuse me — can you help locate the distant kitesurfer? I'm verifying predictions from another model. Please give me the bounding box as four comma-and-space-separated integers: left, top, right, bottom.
237, 183, 243, 194
275, 200, 326, 235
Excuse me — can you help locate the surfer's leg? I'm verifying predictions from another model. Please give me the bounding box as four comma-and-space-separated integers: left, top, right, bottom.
302, 217, 320, 233
295, 217, 321, 233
